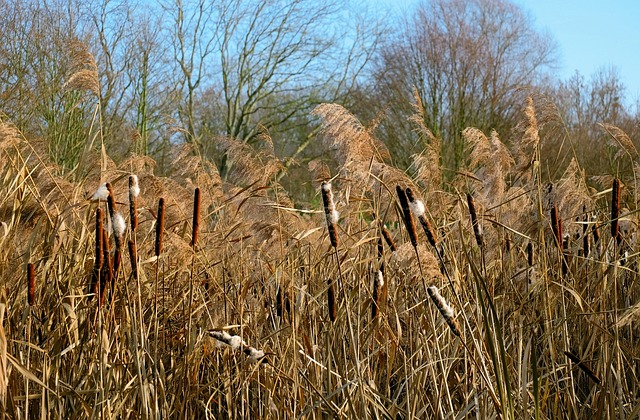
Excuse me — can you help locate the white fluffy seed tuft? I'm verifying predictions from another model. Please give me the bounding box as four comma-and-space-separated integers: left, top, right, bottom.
130, 175, 140, 198
244, 347, 266, 362
427, 286, 454, 318
90, 183, 109, 201
113, 212, 126, 237
329, 209, 340, 224
409, 199, 426, 217
377, 270, 384, 288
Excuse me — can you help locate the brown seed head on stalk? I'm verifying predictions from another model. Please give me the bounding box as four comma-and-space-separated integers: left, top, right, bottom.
191, 187, 201, 248
564, 350, 601, 385
128, 240, 138, 280
106, 182, 117, 220
100, 226, 112, 306
406, 187, 438, 249
611, 178, 621, 243
321, 182, 339, 248
396, 186, 418, 247
327, 279, 337, 322
155, 197, 165, 257
551, 204, 562, 248
27, 263, 35, 306
427, 286, 460, 337
380, 223, 397, 252
466, 193, 484, 248
129, 175, 139, 232
89, 208, 104, 300
582, 205, 590, 257
527, 242, 534, 267
371, 269, 384, 319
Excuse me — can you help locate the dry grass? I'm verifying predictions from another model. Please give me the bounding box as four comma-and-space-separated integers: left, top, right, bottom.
0, 97, 639, 419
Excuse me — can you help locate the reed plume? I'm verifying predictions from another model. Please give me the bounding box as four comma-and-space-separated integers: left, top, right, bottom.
27, 263, 35, 306
155, 198, 165, 257
321, 182, 339, 248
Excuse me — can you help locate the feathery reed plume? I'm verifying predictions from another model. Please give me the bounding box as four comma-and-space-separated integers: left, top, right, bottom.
380, 223, 397, 252
191, 187, 201, 248
128, 240, 138, 280
582, 206, 590, 257
321, 182, 339, 248
564, 350, 601, 385
89, 208, 104, 300
327, 279, 337, 322
427, 286, 460, 337
551, 204, 562, 248
611, 178, 621, 244
129, 175, 139, 232
405, 187, 437, 249
371, 269, 384, 319
466, 193, 484, 248
155, 198, 165, 257
396, 186, 418, 247
27, 263, 35, 306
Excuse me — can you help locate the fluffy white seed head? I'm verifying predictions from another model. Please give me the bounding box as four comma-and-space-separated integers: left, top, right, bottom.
113, 212, 126, 238
228, 335, 244, 350
409, 199, 426, 218
376, 270, 384, 288
329, 209, 340, 224
129, 175, 140, 198
90, 183, 109, 201
321, 182, 332, 192
428, 286, 454, 318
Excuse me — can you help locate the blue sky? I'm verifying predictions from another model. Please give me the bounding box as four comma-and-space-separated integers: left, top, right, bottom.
372, 0, 640, 107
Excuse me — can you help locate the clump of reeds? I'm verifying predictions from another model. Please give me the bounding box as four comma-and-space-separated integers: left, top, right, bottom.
321, 181, 339, 248
427, 286, 460, 337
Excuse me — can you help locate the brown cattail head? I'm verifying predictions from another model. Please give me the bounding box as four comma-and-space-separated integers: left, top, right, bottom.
89, 208, 104, 301
527, 242, 534, 267
427, 286, 460, 337
327, 279, 337, 322
380, 223, 397, 252
466, 193, 484, 248
155, 197, 165, 257
611, 178, 621, 243
396, 186, 418, 247
551, 204, 562, 248
371, 269, 384, 319
128, 240, 138, 280
191, 187, 201, 248
27, 263, 35, 306
377, 235, 384, 260
582, 206, 590, 257
321, 182, 339, 248
106, 182, 117, 220
128, 175, 139, 232
406, 187, 438, 249
100, 226, 112, 306
564, 350, 601, 385
276, 285, 284, 318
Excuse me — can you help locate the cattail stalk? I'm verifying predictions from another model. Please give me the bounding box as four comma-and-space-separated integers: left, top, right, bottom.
371, 270, 384, 319
327, 279, 337, 322
467, 193, 484, 248
406, 187, 438, 249
397, 186, 418, 247
191, 188, 201, 248
128, 240, 138, 280
89, 208, 104, 300
100, 226, 112, 306
155, 198, 165, 257
427, 286, 460, 337
611, 178, 621, 244
551, 205, 562, 248
321, 182, 339, 248
106, 182, 117, 222
27, 263, 35, 306
564, 350, 601, 385
582, 206, 590, 257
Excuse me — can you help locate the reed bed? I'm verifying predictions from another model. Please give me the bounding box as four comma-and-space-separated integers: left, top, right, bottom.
0, 98, 638, 420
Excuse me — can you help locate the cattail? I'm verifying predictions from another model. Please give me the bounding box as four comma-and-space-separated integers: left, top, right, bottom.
327, 279, 337, 322
276, 285, 284, 317
427, 286, 460, 337
526, 242, 534, 267
582, 206, 590, 257
155, 198, 165, 257
371, 269, 384, 319
321, 182, 339, 248
562, 234, 569, 276
243, 347, 267, 363
611, 178, 621, 243
551, 204, 562, 248
129, 175, 139, 232
89, 208, 104, 300
396, 186, 418, 247
191, 187, 201, 248
406, 187, 438, 249
377, 235, 384, 260
466, 193, 484, 248
380, 223, 397, 252
100, 226, 112, 306
106, 182, 117, 221
593, 219, 601, 245
90, 183, 109, 201
564, 350, 601, 385
128, 240, 138, 280
209, 330, 246, 350
27, 263, 35, 306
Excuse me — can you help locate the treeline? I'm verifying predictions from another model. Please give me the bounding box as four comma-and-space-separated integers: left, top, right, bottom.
0, 0, 637, 194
